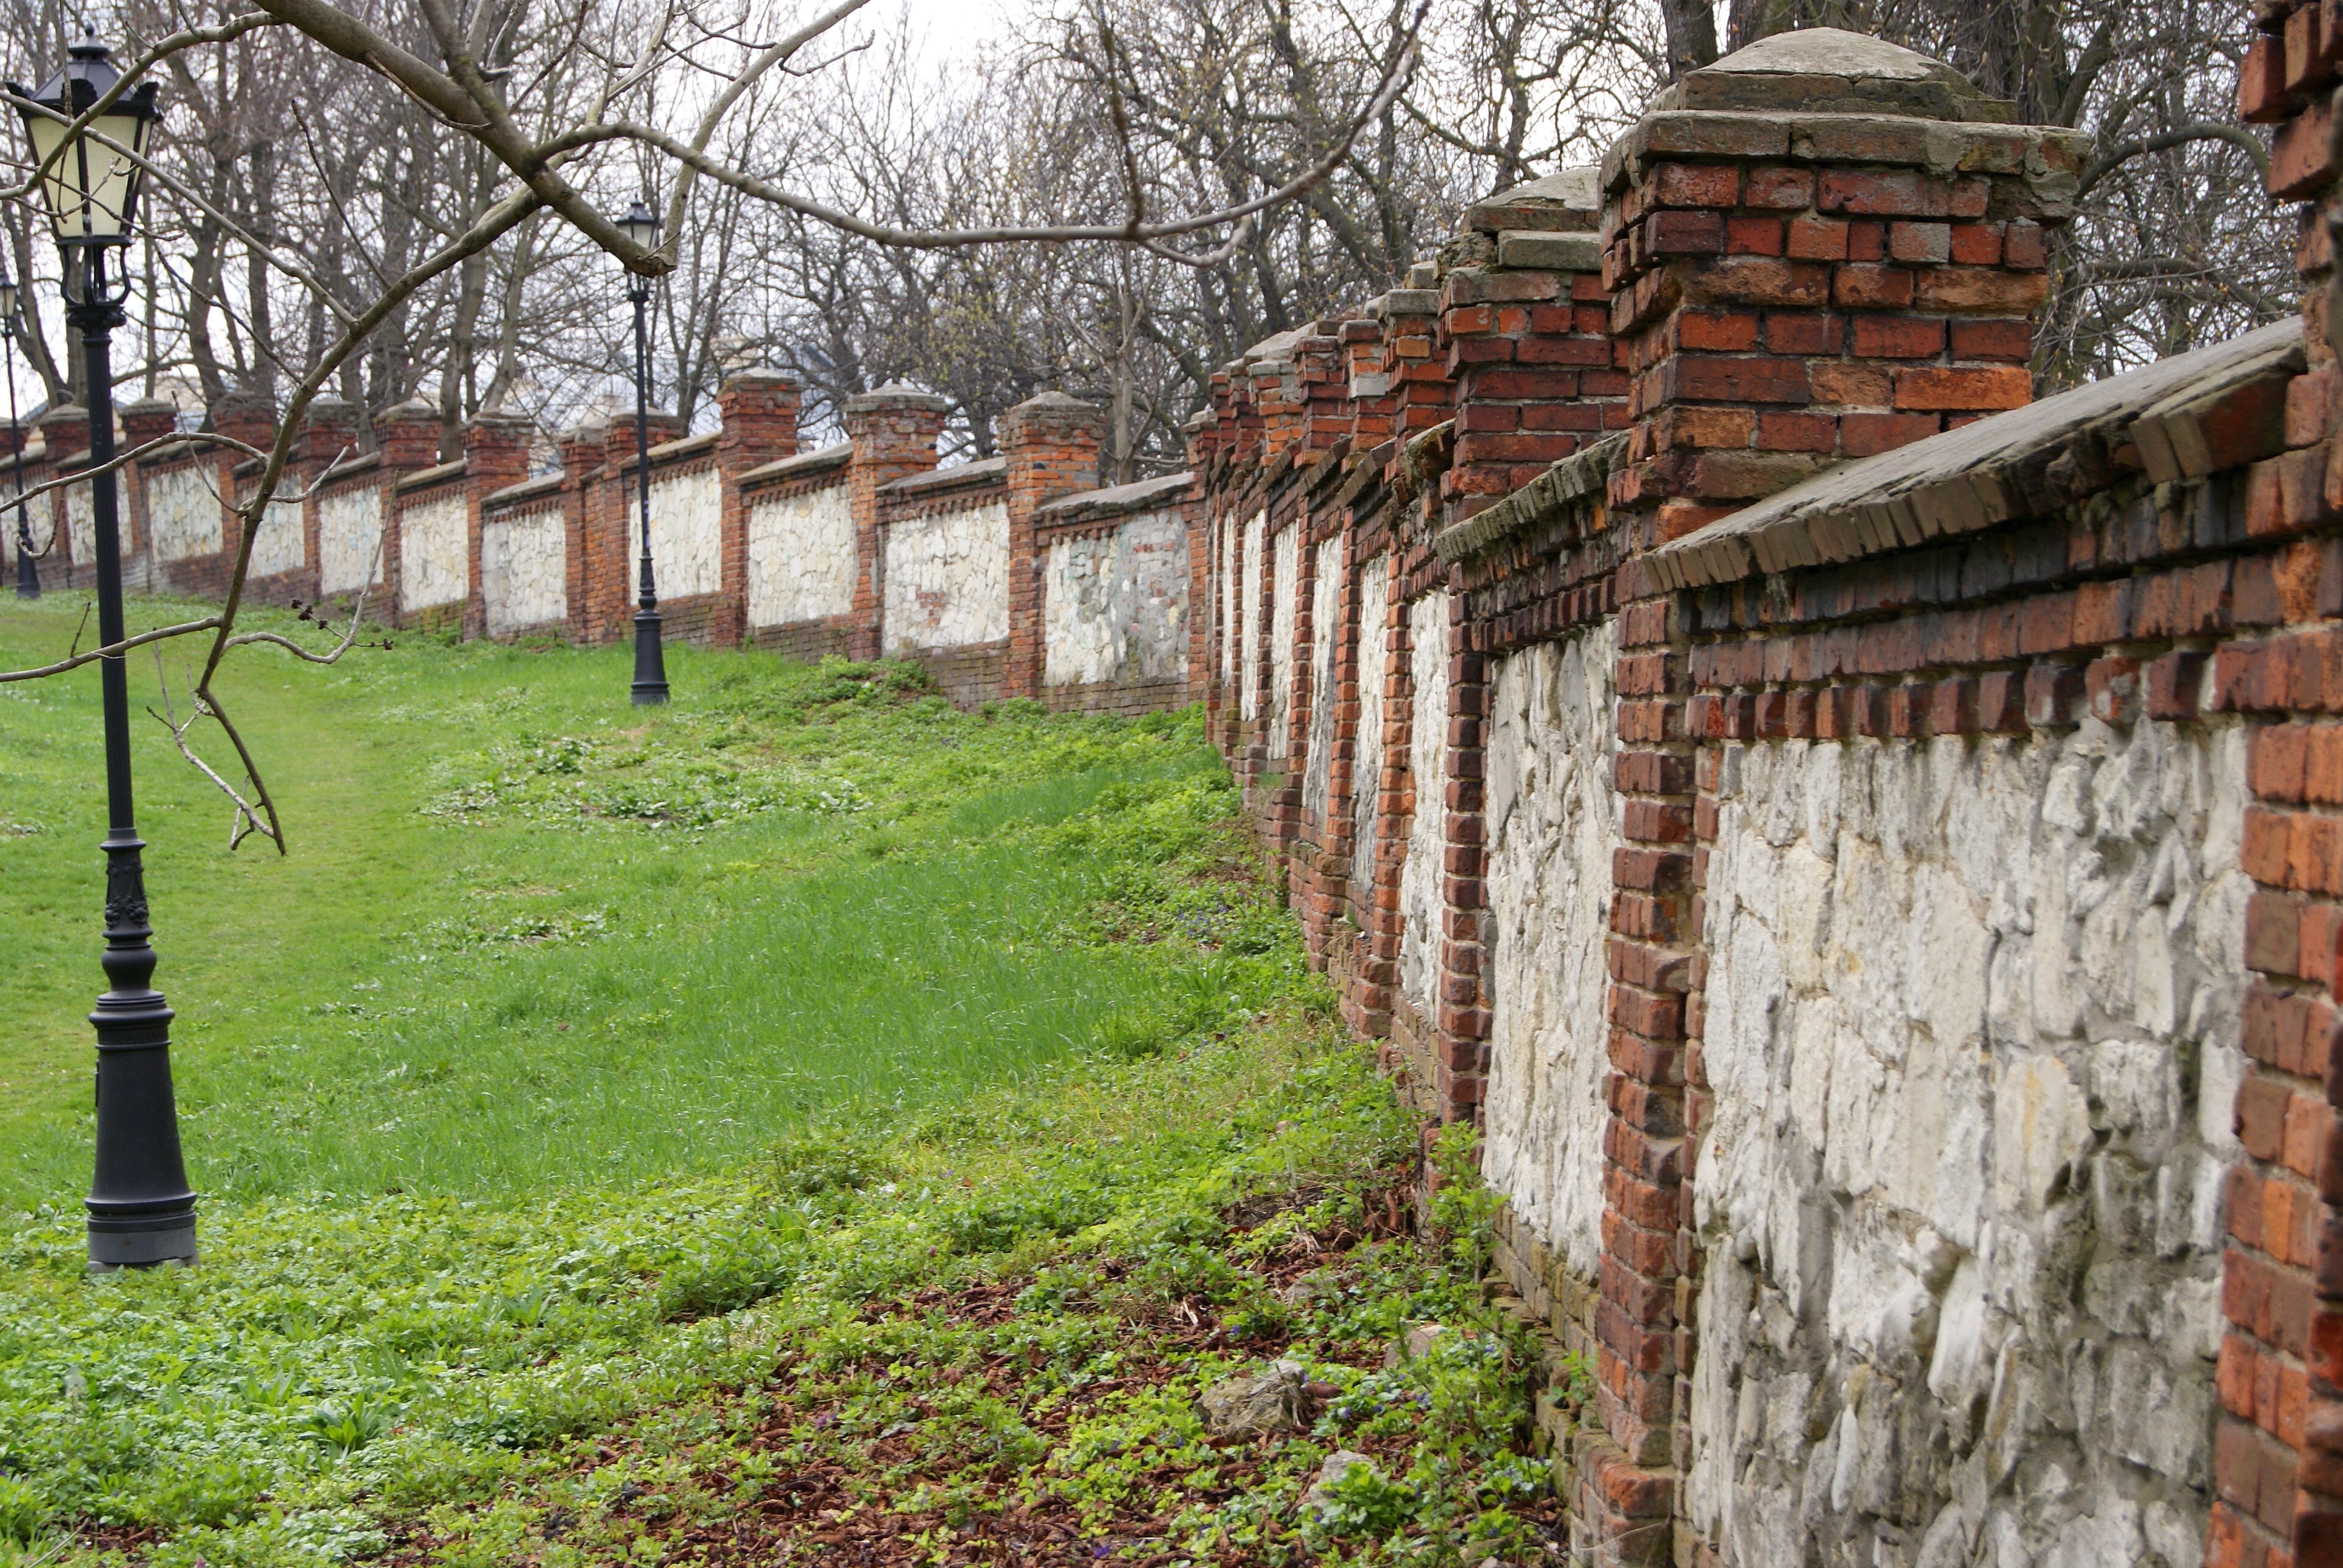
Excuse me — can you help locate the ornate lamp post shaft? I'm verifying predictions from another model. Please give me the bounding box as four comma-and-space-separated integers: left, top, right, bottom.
629, 276, 667, 704
5, 273, 33, 602
615, 197, 666, 705
76, 249, 194, 1267
11, 32, 193, 1269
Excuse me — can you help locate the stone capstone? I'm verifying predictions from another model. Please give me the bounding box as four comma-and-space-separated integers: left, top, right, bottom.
1197, 1360, 1308, 1438
1658, 27, 2015, 122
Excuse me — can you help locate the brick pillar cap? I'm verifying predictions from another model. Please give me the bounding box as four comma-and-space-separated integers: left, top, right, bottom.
1656, 27, 2010, 120
1239, 327, 1305, 370
120, 396, 175, 419
214, 387, 277, 420
844, 382, 948, 416
377, 397, 439, 425
1004, 389, 1092, 415
1463, 167, 1599, 234
302, 393, 356, 420
465, 410, 535, 434
719, 367, 796, 393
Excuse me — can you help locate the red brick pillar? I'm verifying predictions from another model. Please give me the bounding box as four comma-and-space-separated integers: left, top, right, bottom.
1000, 391, 1104, 699
1443, 170, 1622, 519
1380, 272, 1452, 444
295, 396, 358, 592
373, 398, 441, 626
1183, 407, 1227, 715
1213, 367, 1262, 756
460, 413, 533, 639
1271, 328, 1349, 860
842, 385, 946, 661
555, 421, 607, 643
1417, 169, 1625, 1126
373, 398, 441, 471
2231, 8, 2343, 1565
1240, 339, 1306, 808
119, 398, 175, 564
210, 391, 277, 589
1345, 281, 1451, 1050
713, 370, 800, 644
1583, 34, 2086, 1563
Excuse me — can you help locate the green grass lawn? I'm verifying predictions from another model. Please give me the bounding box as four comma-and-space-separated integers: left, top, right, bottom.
0, 596, 1568, 1567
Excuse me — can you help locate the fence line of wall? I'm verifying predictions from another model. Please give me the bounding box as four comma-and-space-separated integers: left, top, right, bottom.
1182, 25, 2343, 1568
0, 371, 1200, 715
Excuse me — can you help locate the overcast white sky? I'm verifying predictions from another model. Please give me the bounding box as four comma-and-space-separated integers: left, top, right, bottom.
886, 0, 1014, 60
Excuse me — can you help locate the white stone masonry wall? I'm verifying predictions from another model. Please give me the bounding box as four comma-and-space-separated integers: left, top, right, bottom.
316, 488, 383, 595
242, 485, 306, 579
0, 480, 51, 569
1397, 590, 1450, 1014
883, 500, 1009, 653
1267, 524, 1300, 760
1481, 624, 1618, 1281
1240, 511, 1265, 724
398, 491, 468, 613
482, 508, 566, 634
747, 483, 855, 627
1040, 508, 1190, 687
643, 465, 722, 600
0, 509, 19, 572
145, 466, 217, 564
64, 481, 97, 567
1300, 533, 1343, 826
1349, 555, 1390, 916
1686, 720, 2249, 1568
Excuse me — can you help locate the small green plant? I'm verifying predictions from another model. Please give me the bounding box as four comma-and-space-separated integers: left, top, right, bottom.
306, 1397, 393, 1459
1313, 1455, 1417, 1539
0, 1475, 48, 1544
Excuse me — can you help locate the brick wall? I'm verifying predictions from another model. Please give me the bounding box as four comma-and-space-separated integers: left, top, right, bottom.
100, 371, 1202, 717
1175, 23, 2343, 1567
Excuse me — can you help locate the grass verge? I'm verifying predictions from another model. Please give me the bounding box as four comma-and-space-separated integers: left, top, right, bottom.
0, 596, 1569, 1565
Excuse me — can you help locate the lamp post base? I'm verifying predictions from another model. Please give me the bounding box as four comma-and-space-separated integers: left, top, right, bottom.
87, 1223, 198, 1270
14, 553, 35, 599
631, 607, 669, 705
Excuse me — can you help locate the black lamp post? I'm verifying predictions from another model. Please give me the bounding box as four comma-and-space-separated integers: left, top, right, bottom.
617, 197, 667, 705
1, 264, 33, 601
11, 32, 195, 1270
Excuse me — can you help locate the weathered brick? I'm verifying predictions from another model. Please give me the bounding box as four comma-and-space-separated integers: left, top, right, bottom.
1895, 365, 2033, 412
1852, 315, 1948, 358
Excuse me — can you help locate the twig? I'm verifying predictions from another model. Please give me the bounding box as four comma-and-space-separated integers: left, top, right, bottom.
1, 616, 222, 684
226, 567, 379, 664
150, 650, 280, 852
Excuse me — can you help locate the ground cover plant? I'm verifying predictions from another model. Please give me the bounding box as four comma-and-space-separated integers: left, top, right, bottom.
0, 595, 1565, 1565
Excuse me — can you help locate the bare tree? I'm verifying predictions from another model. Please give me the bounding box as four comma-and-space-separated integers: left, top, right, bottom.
0, 0, 1423, 844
